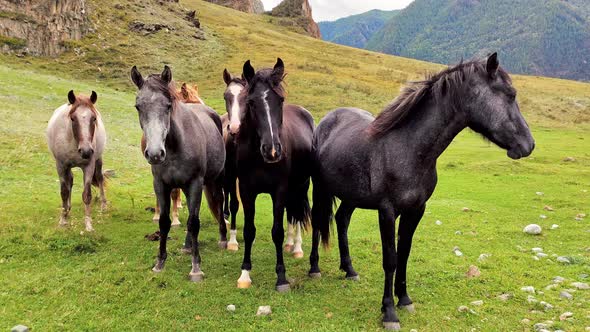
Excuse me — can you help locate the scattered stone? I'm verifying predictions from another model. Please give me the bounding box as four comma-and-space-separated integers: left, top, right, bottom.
523, 224, 542, 235
532, 247, 544, 253
536, 192, 544, 196
540, 301, 553, 311
435, 220, 442, 225
325, 312, 333, 319
539, 214, 547, 219
226, 304, 236, 312
452, 246, 463, 257
11, 326, 29, 332
527, 295, 537, 303
410, 330, 417, 332
457, 305, 472, 313
194, 315, 202, 321
478, 253, 491, 262
498, 293, 512, 301
521, 318, 531, 325
534, 323, 549, 331
544, 205, 554, 211
571, 282, 590, 290
185, 10, 201, 29
532, 256, 540, 261
545, 284, 558, 290
462, 207, 470, 212
128, 20, 174, 36
553, 276, 565, 284
563, 156, 576, 162
470, 300, 483, 306
537, 253, 548, 258
575, 217, 584, 221
521, 286, 536, 294
559, 312, 573, 321
556, 256, 571, 264
257, 306, 272, 316
579, 213, 587, 218
455, 230, 462, 235
466, 265, 481, 278
551, 224, 559, 230
580, 273, 589, 279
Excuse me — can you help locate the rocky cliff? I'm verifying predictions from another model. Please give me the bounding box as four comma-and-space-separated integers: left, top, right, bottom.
0, 0, 90, 56
204, 0, 265, 14
270, 0, 320, 38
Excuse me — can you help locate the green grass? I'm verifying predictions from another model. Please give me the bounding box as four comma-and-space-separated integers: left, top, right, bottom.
0, 0, 589, 330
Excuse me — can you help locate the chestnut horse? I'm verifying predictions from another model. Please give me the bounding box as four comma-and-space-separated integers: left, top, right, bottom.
47, 90, 107, 232
143, 83, 205, 226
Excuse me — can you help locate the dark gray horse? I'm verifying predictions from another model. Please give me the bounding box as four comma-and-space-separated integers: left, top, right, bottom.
131, 65, 226, 282
309, 53, 535, 330
235, 59, 314, 291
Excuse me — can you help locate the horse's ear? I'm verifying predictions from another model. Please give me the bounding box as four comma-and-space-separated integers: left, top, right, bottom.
90, 91, 98, 104
180, 83, 188, 98
161, 65, 172, 84
223, 68, 232, 86
68, 90, 76, 105
243, 60, 255, 84
131, 66, 144, 89
486, 52, 499, 77
271, 57, 285, 85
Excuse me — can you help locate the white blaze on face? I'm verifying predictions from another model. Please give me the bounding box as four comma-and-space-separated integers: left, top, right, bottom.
228, 83, 243, 134
262, 89, 275, 142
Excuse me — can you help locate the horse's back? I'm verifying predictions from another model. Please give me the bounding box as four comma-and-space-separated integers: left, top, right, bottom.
183, 103, 225, 179
315, 107, 373, 151
283, 104, 314, 154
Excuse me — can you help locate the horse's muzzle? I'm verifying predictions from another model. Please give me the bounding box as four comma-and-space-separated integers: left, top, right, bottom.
145, 148, 166, 165
78, 148, 94, 160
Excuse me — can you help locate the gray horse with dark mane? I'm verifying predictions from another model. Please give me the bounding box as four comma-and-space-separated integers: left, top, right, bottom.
309, 53, 535, 329
131, 65, 226, 282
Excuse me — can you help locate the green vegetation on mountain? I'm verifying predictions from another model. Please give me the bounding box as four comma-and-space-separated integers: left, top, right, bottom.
319, 9, 398, 48
366, 0, 590, 81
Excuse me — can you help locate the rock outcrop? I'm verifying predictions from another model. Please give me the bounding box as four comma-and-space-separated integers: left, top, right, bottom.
204, 0, 265, 14
270, 0, 320, 39
0, 0, 90, 56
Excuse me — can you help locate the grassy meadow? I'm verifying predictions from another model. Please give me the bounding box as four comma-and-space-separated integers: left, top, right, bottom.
0, 0, 589, 331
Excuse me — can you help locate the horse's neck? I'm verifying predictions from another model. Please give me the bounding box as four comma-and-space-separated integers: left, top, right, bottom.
386, 97, 467, 165
166, 107, 185, 152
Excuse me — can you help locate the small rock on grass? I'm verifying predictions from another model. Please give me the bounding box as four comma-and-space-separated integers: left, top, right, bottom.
466, 265, 481, 278
537, 253, 548, 258
551, 224, 559, 230
457, 305, 475, 314
452, 246, 463, 257
521, 286, 535, 293
478, 253, 491, 262
11, 326, 29, 332
557, 256, 571, 264
227, 304, 236, 312
539, 214, 547, 219
462, 207, 470, 212
523, 224, 542, 235
536, 192, 544, 196
559, 312, 573, 321
521, 318, 531, 325
435, 220, 442, 225
553, 276, 565, 283
498, 293, 512, 301
540, 301, 553, 311
571, 282, 590, 290
544, 205, 554, 211
532, 247, 544, 253
559, 291, 573, 300
470, 300, 483, 306
257, 306, 272, 316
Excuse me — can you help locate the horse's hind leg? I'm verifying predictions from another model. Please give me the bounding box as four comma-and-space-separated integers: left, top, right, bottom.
237, 185, 257, 289
271, 188, 289, 292
336, 202, 358, 280
227, 176, 240, 251
95, 158, 107, 212
204, 176, 227, 249
379, 207, 401, 330
308, 180, 332, 278
152, 197, 160, 223
171, 188, 181, 227
394, 205, 425, 313
57, 164, 73, 227
153, 182, 172, 272
186, 179, 205, 282
82, 162, 96, 232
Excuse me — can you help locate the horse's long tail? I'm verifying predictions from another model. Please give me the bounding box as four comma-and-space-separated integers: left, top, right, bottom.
286, 179, 311, 231
311, 177, 335, 249
204, 181, 224, 225
91, 167, 112, 187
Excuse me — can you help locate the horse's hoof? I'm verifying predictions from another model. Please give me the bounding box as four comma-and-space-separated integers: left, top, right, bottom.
58, 222, 69, 227
152, 266, 163, 273
171, 220, 181, 227
227, 242, 239, 251
189, 271, 205, 282
383, 322, 401, 331
283, 244, 293, 253
237, 280, 252, 289
218, 241, 228, 249
308, 272, 322, 279
152, 217, 159, 223
292, 251, 304, 259
276, 283, 290, 292
181, 247, 192, 255
346, 274, 360, 281
398, 304, 415, 313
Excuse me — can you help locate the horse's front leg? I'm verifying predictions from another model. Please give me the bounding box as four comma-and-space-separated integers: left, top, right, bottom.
185, 179, 205, 282
57, 163, 73, 227
336, 202, 358, 280
379, 206, 401, 330
395, 205, 425, 313
237, 184, 256, 288
153, 181, 172, 272
227, 175, 240, 251
95, 158, 107, 212
82, 161, 96, 232
271, 188, 289, 292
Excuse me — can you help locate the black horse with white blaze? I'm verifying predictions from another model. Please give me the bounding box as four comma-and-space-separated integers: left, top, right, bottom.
309, 53, 535, 329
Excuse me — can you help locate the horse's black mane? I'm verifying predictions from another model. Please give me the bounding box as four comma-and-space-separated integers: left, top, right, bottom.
367, 59, 510, 137
145, 74, 179, 103
247, 68, 287, 98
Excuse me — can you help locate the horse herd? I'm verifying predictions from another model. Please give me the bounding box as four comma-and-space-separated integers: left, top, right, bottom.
46, 53, 535, 330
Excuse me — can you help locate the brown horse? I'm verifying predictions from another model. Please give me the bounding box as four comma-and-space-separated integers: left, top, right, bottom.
142, 82, 205, 226
47, 90, 107, 232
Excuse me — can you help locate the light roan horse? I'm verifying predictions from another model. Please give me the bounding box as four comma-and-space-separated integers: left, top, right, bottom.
309, 53, 535, 329
144, 83, 205, 226
235, 58, 314, 291
47, 90, 107, 232
131, 65, 226, 282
